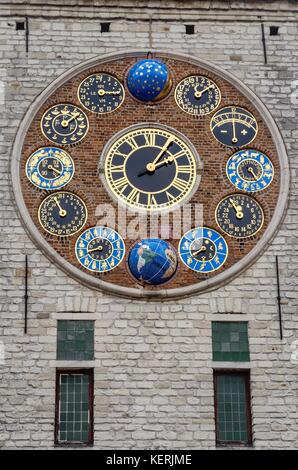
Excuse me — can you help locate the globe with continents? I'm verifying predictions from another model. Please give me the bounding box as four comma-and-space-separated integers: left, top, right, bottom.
128, 239, 178, 285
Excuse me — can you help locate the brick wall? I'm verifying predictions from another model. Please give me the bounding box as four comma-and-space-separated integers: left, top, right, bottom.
0, 0, 297, 449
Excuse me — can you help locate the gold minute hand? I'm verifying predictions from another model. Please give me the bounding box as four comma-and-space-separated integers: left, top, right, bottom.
194, 84, 215, 99
192, 246, 206, 257
54, 197, 67, 217
149, 137, 174, 168
229, 198, 243, 219
61, 112, 80, 128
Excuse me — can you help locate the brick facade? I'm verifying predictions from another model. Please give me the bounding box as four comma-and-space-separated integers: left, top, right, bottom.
0, 0, 297, 449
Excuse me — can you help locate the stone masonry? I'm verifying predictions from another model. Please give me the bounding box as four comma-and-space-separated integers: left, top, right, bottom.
0, 0, 297, 449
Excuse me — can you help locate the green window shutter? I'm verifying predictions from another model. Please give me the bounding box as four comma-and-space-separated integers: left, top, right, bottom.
212, 322, 249, 362
57, 320, 94, 361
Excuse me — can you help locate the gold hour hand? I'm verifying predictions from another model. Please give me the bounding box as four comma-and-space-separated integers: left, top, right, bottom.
61, 112, 80, 128
54, 197, 67, 217
194, 84, 215, 99
148, 137, 174, 170
48, 165, 62, 176
247, 167, 258, 180
192, 245, 206, 257
88, 246, 103, 253
229, 198, 243, 219
98, 89, 121, 96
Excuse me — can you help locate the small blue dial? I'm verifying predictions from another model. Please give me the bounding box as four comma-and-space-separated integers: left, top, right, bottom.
179, 227, 228, 273
75, 226, 125, 273
26, 147, 75, 190
226, 149, 274, 192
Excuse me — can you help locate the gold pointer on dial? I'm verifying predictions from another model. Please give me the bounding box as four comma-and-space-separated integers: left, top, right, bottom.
48, 165, 62, 175
192, 245, 206, 257
146, 137, 174, 172
54, 196, 67, 217
88, 246, 103, 253
194, 83, 215, 99
229, 198, 243, 219
98, 89, 121, 96
248, 167, 258, 180
61, 112, 80, 128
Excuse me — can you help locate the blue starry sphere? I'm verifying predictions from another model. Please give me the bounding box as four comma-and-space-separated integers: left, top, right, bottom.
128, 239, 178, 285
127, 59, 171, 102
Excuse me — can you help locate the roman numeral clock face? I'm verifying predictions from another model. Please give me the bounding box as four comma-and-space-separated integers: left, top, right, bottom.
103, 127, 198, 211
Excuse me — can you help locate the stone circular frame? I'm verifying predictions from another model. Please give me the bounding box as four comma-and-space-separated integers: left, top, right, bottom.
11, 50, 289, 299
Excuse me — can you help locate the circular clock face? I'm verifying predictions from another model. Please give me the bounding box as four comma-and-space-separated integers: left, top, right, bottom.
179, 227, 228, 273
175, 75, 221, 115
103, 126, 198, 211
75, 226, 125, 273
78, 73, 125, 114
210, 106, 258, 147
26, 147, 75, 190
226, 149, 274, 192
41, 103, 89, 145
38, 191, 87, 237
215, 194, 264, 238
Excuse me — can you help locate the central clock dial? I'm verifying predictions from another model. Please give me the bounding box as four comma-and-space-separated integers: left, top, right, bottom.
103, 126, 198, 211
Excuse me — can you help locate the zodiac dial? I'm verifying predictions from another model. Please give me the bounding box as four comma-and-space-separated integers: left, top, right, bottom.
175, 75, 221, 115
179, 227, 228, 273
26, 147, 75, 190
215, 194, 264, 238
38, 191, 87, 236
210, 106, 258, 147
41, 103, 89, 145
75, 226, 125, 273
78, 73, 125, 114
226, 149, 274, 192
103, 126, 198, 211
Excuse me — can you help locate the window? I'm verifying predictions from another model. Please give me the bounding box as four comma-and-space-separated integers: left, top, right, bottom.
57, 320, 94, 361
185, 24, 195, 35
212, 322, 249, 361
55, 370, 93, 446
214, 371, 252, 446
100, 22, 110, 33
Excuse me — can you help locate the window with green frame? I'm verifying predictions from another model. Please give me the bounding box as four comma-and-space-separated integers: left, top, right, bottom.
212, 321, 249, 362
214, 371, 252, 446
55, 370, 93, 446
57, 320, 94, 361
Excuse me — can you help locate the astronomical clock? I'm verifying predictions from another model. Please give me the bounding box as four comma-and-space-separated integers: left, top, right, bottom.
12, 51, 288, 299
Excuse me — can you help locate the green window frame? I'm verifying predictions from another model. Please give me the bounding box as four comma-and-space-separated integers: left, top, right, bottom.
55, 369, 94, 446
212, 321, 249, 362
57, 320, 94, 361
214, 370, 252, 447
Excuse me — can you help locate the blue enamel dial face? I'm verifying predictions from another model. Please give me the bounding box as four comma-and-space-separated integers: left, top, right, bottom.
78, 73, 125, 114
25, 147, 75, 190
175, 75, 221, 115
179, 227, 228, 273
226, 149, 274, 192
75, 226, 125, 273
41, 103, 89, 145
210, 106, 258, 147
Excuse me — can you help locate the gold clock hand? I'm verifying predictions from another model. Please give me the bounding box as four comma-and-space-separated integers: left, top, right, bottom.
98, 89, 121, 96
48, 165, 62, 176
61, 112, 80, 128
54, 197, 67, 217
146, 137, 174, 171
194, 84, 215, 99
88, 246, 103, 253
247, 167, 258, 180
231, 119, 238, 144
229, 198, 243, 219
192, 246, 207, 257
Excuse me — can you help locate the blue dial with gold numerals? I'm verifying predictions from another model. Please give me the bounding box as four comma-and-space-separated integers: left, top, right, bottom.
75, 226, 125, 273
41, 103, 89, 145
175, 75, 221, 116
226, 149, 274, 192
26, 147, 75, 190
179, 227, 228, 273
78, 73, 125, 114
210, 106, 258, 147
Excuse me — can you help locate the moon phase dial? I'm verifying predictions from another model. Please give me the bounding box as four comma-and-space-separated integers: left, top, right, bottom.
38, 191, 87, 237
75, 226, 125, 273
210, 106, 258, 147
215, 194, 264, 238
26, 147, 75, 190
179, 227, 228, 273
175, 75, 221, 115
226, 149, 274, 192
78, 73, 125, 114
41, 103, 89, 145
